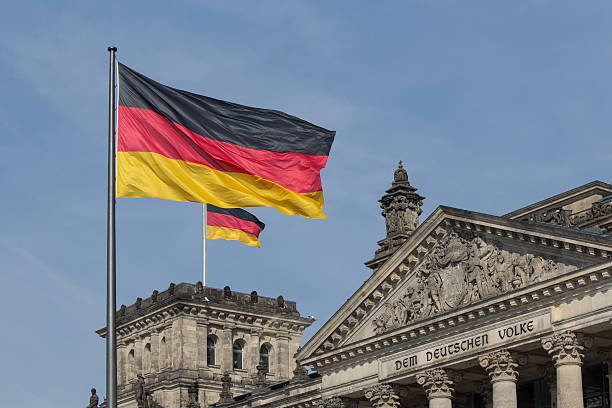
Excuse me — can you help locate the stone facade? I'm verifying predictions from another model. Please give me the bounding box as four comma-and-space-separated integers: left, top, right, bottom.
92, 169, 612, 408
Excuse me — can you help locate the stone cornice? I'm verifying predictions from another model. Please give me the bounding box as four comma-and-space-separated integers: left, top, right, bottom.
97, 300, 313, 340
301, 260, 612, 370
297, 206, 611, 364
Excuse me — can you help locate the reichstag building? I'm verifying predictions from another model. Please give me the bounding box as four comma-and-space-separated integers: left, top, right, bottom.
94, 164, 612, 408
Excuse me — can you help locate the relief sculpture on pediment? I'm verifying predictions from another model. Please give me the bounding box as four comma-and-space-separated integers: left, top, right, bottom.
372, 230, 574, 334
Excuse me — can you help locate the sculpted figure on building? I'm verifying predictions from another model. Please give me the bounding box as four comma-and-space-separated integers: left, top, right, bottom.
373, 230, 574, 334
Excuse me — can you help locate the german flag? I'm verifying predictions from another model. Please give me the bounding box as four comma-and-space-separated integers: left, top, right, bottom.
206, 204, 265, 247
117, 63, 335, 218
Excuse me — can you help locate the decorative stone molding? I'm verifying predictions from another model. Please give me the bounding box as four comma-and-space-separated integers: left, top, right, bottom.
416, 368, 461, 400
372, 229, 574, 334
479, 350, 519, 383
541, 330, 591, 367
364, 383, 401, 408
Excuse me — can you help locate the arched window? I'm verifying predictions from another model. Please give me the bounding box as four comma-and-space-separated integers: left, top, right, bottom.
159, 337, 167, 369
128, 349, 135, 379
259, 344, 271, 373
207, 335, 217, 365
143, 343, 151, 373
233, 340, 244, 370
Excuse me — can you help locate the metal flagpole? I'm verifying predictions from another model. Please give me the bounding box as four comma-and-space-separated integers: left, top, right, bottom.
203, 203, 207, 286
106, 46, 118, 408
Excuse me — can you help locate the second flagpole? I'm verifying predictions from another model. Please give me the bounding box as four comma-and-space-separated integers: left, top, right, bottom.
203, 203, 207, 286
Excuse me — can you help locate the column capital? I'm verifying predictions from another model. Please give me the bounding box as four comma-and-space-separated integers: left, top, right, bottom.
479, 350, 519, 383
416, 368, 460, 400
541, 330, 590, 367
364, 383, 401, 408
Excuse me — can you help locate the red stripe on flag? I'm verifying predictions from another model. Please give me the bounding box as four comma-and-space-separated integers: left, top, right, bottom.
207, 212, 263, 237
118, 106, 328, 193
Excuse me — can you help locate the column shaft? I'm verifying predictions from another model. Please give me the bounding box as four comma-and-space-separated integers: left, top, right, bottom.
428, 397, 451, 408
492, 381, 517, 408
556, 364, 583, 408
542, 330, 588, 408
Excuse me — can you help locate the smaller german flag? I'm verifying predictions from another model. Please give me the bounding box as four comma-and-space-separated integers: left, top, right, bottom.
206, 204, 265, 247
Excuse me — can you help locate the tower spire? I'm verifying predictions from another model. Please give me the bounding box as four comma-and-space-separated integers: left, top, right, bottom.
365, 161, 425, 271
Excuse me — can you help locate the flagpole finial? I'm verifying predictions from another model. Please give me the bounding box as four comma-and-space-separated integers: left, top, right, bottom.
108, 46, 117, 52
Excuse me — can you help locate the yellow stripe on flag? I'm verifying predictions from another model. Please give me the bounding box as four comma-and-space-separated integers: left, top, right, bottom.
206, 225, 261, 247
117, 151, 326, 218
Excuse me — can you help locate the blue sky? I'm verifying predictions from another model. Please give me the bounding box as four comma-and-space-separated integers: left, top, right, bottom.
1, 1, 611, 407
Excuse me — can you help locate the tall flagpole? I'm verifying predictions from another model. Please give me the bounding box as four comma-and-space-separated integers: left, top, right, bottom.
203, 204, 207, 286
106, 46, 118, 408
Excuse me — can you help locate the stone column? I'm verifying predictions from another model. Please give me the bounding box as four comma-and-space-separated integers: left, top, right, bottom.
134, 337, 144, 375
196, 322, 208, 369
277, 333, 290, 378
479, 350, 518, 408
542, 330, 589, 408
117, 343, 127, 386
319, 397, 359, 408
222, 325, 234, 371
150, 331, 159, 373
416, 368, 460, 408
364, 383, 401, 408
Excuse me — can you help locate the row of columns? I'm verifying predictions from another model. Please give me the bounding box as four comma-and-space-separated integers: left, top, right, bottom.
320, 330, 590, 408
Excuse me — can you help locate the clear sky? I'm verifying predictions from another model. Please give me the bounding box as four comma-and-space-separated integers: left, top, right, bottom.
1, 1, 610, 407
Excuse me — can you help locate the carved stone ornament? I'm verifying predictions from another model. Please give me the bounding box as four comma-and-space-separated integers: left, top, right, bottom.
372, 229, 574, 334
570, 197, 612, 226
364, 383, 401, 408
541, 330, 591, 367
377, 161, 425, 255
218, 372, 233, 404
526, 207, 572, 226
86, 388, 99, 408
479, 350, 519, 383
318, 397, 357, 408
135, 375, 146, 408
416, 368, 460, 400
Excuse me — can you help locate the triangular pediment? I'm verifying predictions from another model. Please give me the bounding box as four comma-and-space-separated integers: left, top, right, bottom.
297, 206, 612, 365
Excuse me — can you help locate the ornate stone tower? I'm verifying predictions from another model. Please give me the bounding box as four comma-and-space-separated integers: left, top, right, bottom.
365, 161, 425, 270
96, 283, 314, 408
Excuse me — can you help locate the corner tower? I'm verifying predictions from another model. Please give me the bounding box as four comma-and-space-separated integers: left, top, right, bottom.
365, 161, 425, 270
96, 283, 314, 408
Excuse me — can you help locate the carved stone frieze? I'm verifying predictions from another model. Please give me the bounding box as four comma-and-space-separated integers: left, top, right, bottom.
364, 383, 401, 408
570, 197, 612, 226
416, 368, 460, 400
527, 207, 572, 227
541, 330, 591, 367
479, 350, 519, 383
372, 229, 574, 334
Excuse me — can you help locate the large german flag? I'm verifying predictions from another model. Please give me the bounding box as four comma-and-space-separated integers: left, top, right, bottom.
206, 204, 265, 247
117, 63, 335, 218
